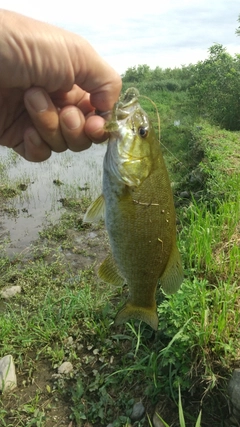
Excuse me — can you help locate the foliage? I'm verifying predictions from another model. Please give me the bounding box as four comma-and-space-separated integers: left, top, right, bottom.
150, 387, 202, 427
189, 44, 240, 130
1, 36, 240, 426
122, 43, 240, 131
122, 63, 194, 92
236, 14, 240, 36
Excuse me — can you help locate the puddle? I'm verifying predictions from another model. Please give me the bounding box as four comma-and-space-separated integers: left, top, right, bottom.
0, 144, 106, 254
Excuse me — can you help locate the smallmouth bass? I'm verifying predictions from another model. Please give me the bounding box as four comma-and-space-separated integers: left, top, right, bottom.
84, 88, 184, 330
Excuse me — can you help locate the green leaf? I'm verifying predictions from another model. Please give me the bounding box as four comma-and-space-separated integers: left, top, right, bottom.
195, 410, 202, 427
178, 386, 186, 427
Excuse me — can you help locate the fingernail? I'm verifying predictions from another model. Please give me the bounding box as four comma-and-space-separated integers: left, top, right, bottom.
27, 90, 48, 112
62, 110, 81, 130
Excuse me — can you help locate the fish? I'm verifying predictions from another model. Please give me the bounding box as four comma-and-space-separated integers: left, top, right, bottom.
83, 87, 184, 330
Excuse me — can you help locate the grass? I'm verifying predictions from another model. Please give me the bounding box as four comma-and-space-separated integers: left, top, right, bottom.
0, 98, 240, 426
0, 205, 239, 425
180, 196, 240, 280
148, 387, 202, 427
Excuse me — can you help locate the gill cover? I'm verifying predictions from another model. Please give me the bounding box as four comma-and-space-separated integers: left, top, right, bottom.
104, 91, 153, 187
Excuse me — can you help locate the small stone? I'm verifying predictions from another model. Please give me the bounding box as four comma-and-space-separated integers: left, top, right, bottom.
87, 232, 98, 239
1, 286, 21, 299
153, 412, 165, 427
66, 336, 73, 346
228, 369, 240, 419
189, 170, 203, 184
106, 424, 114, 427
130, 401, 145, 421
179, 191, 190, 199
0, 355, 17, 393
58, 362, 73, 374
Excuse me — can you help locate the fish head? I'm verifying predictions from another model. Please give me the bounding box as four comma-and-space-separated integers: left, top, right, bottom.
104, 88, 158, 187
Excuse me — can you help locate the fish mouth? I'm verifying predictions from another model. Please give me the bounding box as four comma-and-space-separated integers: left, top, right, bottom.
103, 88, 152, 187
115, 87, 140, 120
104, 88, 141, 131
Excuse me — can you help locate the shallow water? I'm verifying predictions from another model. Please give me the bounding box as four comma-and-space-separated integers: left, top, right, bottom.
0, 144, 106, 254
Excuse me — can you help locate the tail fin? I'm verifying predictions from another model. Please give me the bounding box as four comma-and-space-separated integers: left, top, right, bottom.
115, 302, 158, 330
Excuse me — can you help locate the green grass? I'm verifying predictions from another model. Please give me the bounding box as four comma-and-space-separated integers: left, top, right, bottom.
179, 196, 240, 280
148, 387, 202, 427
0, 91, 240, 426
1, 252, 238, 425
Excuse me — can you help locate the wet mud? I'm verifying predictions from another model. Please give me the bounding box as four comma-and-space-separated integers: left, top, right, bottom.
0, 144, 106, 254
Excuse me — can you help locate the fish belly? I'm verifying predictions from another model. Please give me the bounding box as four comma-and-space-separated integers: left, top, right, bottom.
103, 160, 176, 329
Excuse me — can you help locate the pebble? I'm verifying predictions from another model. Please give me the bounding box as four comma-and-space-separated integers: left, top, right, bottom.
228, 368, 240, 420
58, 361, 73, 374
179, 191, 190, 199
0, 285, 21, 299
189, 170, 203, 184
66, 336, 74, 346
0, 355, 17, 393
130, 401, 145, 421
87, 232, 98, 239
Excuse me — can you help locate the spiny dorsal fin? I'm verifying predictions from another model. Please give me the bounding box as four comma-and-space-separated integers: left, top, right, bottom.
83, 194, 105, 223
98, 254, 125, 286
160, 245, 184, 294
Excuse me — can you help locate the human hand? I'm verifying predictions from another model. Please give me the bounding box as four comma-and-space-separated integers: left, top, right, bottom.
0, 9, 122, 161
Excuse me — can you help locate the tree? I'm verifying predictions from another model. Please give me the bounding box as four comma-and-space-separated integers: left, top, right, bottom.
190, 44, 240, 130
122, 64, 151, 83
236, 14, 240, 36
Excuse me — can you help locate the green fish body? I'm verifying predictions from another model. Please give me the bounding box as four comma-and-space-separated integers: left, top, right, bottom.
84, 88, 183, 330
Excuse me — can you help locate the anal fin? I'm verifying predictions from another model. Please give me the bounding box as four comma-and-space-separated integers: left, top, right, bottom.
160, 245, 184, 294
98, 253, 125, 286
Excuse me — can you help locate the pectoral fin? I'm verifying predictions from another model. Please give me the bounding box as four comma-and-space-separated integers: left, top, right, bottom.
160, 245, 184, 294
98, 254, 125, 286
115, 302, 158, 331
83, 194, 105, 223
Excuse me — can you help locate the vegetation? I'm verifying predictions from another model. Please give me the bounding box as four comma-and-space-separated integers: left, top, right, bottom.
0, 37, 240, 426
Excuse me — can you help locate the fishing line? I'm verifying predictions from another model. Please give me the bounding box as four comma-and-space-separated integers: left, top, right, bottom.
97, 90, 186, 169
139, 95, 161, 141
139, 94, 185, 167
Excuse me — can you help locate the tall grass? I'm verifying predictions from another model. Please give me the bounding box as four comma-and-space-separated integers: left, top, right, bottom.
179, 194, 240, 280
0, 88, 239, 425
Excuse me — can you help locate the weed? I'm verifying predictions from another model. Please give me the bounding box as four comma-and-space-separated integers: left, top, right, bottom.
149, 386, 202, 427
0, 83, 239, 426
179, 196, 240, 280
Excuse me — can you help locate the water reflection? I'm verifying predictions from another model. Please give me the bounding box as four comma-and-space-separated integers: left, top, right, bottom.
0, 144, 106, 254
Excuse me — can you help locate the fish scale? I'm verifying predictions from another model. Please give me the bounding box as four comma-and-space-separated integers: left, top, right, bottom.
84, 88, 184, 330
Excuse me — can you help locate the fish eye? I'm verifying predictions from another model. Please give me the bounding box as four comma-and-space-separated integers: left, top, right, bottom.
138, 126, 148, 138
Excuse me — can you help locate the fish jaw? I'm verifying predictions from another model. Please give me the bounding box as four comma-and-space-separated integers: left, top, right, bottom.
104, 99, 154, 188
